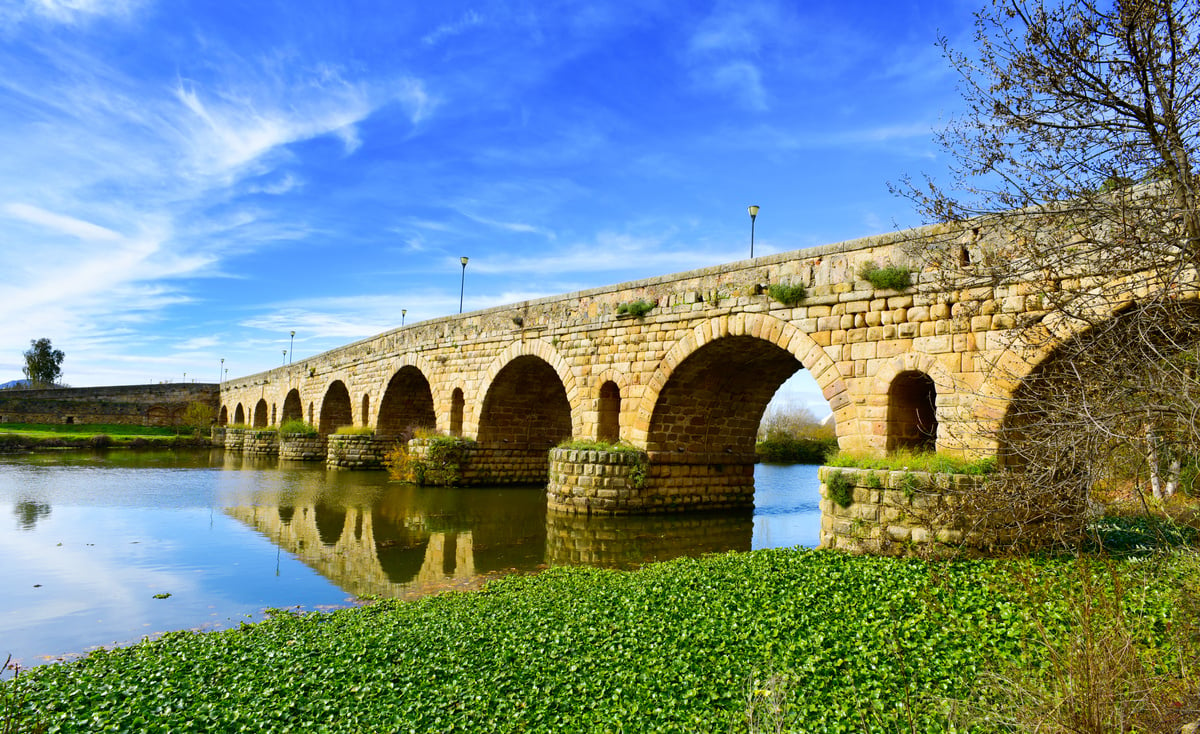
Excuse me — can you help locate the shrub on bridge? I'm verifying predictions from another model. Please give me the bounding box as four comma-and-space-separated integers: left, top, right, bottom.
766, 282, 808, 306
857, 261, 913, 290
616, 299, 656, 318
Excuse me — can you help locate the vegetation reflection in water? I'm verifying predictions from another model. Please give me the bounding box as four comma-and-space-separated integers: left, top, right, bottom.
0, 450, 819, 668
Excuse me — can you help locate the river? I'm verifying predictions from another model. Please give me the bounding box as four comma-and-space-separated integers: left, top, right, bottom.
0, 450, 821, 669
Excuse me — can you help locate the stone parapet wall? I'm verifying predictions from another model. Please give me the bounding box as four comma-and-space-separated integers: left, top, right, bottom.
224, 427, 245, 452
326, 434, 389, 469
0, 384, 218, 427
547, 447, 649, 513
817, 466, 1071, 555
280, 434, 326, 461
210, 426, 226, 447
243, 430, 280, 458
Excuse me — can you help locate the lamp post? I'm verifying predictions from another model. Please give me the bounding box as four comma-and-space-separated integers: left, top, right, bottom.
402, 309, 406, 326
220, 358, 224, 384
289, 331, 295, 364
459, 256, 469, 314
282, 349, 287, 366
748, 205, 760, 258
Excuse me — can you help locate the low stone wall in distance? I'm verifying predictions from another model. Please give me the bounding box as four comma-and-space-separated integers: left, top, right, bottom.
326, 434, 389, 469
817, 466, 1078, 555
0, 383, 218, 427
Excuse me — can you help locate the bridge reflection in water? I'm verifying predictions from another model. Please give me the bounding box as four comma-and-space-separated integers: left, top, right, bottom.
218, 457, 752, 600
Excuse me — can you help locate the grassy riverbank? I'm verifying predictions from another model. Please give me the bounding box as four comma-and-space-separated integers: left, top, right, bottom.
5, 524, 1197, 733
0, 423, 209, 450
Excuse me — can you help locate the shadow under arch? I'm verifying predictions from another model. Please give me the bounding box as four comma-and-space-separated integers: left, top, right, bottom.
477, 354, 572, 450
377, 365, 436, 439
475, 339, 581, 439
281, 389, 303, 424
318, 380, 353, 437
253, 399, 268, 428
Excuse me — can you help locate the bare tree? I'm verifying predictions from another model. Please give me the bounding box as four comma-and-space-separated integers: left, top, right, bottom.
894, 0, 1200, 517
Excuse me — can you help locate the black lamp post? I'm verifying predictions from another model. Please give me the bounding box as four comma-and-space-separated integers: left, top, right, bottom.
289, 331, 295, 364
220, 358, 224, 384
459, 256, 469, 313
402, 309, 406, 326
748, 205, 760, 258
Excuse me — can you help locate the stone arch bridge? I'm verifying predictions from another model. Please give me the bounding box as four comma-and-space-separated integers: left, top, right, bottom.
219, 224, 1078, 515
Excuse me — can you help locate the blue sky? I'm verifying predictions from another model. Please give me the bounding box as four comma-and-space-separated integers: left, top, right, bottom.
0, 0, 975, 417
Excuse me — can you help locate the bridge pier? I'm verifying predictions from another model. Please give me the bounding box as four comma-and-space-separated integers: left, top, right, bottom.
547, 448, 756, 514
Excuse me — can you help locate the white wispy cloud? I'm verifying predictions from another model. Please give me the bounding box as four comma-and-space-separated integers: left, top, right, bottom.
422, 10, 484, 47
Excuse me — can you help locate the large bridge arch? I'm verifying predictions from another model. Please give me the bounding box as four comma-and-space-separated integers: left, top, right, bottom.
318, 380, 354, 437
474, 339, 581, 440
632, 313, 854, 449
477, 353, 573, 450
281, 389, 303, 424
376, 365, 437, 439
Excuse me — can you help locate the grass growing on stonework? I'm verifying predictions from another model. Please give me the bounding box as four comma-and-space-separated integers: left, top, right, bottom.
4, 536, 1196, 733
826, 449, 998, 475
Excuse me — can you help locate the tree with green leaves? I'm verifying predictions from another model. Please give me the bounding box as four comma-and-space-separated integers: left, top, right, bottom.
22, 338, 64, 388
897, 0, 1200, 511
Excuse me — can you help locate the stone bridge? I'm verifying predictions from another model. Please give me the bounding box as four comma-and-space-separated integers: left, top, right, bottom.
218, 223, 1070, 516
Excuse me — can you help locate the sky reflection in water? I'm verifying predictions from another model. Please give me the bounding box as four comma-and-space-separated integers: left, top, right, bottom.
0, 452, 820, 669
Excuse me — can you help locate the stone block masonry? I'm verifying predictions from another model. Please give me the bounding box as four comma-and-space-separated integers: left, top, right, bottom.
326, 434, 389, 470
0, 384, 219, 427
817, 466, 1079, 555
218, 218, 1171, 529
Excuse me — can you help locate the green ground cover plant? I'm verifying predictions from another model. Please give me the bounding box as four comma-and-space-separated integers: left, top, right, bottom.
5, 543, 1194, 733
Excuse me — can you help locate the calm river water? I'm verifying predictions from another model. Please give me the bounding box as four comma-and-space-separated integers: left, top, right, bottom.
0, 450, 820, 669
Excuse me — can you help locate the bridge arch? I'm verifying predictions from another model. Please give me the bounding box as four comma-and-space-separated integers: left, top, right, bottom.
477, 351, 573, 450
233, 403, 245, 425
476, 339, 581, 440
590, 368, 634, 443
376, 365, 436, 439
871, 354, 961, 454
632, 313, 853, 449
281, 390, 303, 424
253, 399, 268, 428
318, 380, 353, 437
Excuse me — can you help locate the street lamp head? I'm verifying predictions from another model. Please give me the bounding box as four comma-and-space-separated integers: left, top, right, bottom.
290, 330, 295, 338
748, 205, 760, 220
460, 256, 469, 266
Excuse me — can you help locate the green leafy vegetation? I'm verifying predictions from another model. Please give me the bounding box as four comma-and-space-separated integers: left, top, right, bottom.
826, 470, 855, 507
3, 547, 1193, 732
766, 282, 807, 306
857, 261, 913, 290
827, 450, 997, 475
616, 299, 656, 318
278, 419, 318, 436
385, 435, 477, 485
